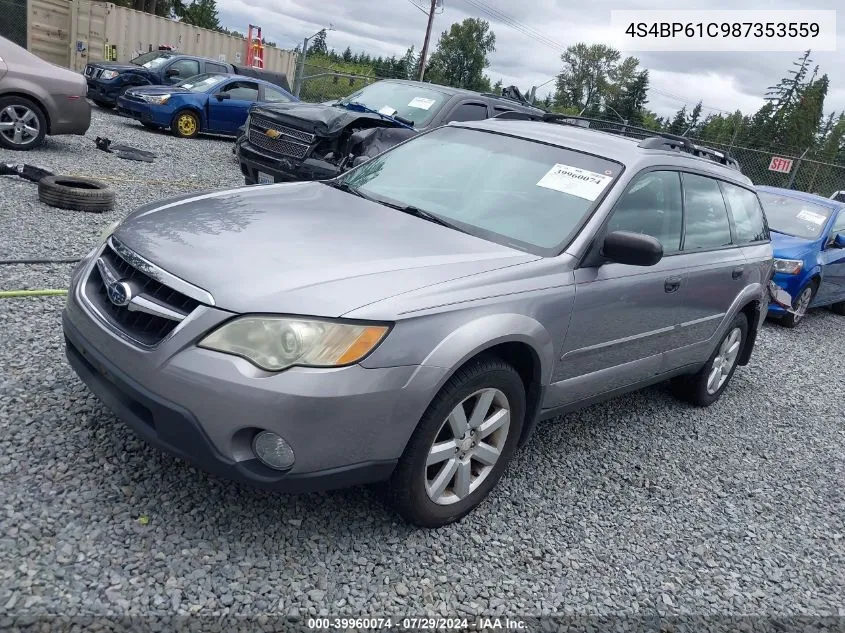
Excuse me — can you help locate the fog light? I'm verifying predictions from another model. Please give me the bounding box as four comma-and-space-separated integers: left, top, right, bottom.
252, 431, 295, 470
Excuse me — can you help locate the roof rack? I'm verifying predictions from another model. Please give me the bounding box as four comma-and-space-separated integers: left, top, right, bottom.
540, 114, 741, 171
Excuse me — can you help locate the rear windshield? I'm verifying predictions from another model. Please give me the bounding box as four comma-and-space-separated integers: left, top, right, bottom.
131, 51, 173, 69
337, 82, 449, 127
340, 126, 622, 255
758, 192, 832, 239
177, 74, 227, 92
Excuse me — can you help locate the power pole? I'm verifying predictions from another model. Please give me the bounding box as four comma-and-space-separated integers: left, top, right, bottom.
418, 0, 437, 82
294, 37, 308, 97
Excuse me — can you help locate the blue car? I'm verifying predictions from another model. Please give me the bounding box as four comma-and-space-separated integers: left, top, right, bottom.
116, 73, 297, 138
757, 186, 845, 327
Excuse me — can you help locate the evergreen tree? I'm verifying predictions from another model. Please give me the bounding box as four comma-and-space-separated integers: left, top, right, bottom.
492, 79, 503, 94
782, 74, 828, 152
342, 46, 353, 62
605, 69, 649, 125
307, 29, 328, 55
667, 106, 688, 135
687, 101, 703, 135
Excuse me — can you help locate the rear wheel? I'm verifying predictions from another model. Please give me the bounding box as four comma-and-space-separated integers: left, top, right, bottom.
171, 110, 200, 138
780, 281, 817, 328
831, 301, 845, 315
0, 96, 47, 150
672, 312, 747, 407
387, 356, 525, 528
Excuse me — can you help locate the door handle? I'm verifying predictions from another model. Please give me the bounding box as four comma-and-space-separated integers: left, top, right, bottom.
664, 276, 682, 293
732, 266, 745, 280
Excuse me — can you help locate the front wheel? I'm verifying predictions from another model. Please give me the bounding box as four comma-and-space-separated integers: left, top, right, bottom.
673, 312, 748, 407
171, 110, 200, 138
779, 281, 816, 328
387, 356, 525, 528
832, 301, 845, 316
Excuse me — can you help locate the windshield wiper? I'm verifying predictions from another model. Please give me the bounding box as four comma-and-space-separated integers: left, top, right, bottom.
376, 200, 469, 233
328, 180, 377, 202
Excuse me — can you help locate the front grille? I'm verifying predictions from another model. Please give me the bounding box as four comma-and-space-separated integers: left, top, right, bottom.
84, 244, 200, 347
248, 128, 310, 160
249, 115, 316, 144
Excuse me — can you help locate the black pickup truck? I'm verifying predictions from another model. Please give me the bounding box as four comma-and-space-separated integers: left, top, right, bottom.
235, 79, 545, 184
85, 50, 290, 108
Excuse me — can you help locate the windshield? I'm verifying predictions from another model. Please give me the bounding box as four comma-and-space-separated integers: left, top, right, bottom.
340, 126, 622, 254
130, 51, 173, 69
177, 74, 227, 92
337, 82, 449, 127
758, 192, 832, 239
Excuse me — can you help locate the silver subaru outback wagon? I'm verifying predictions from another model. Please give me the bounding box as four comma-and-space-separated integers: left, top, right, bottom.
63, 118, 773, 527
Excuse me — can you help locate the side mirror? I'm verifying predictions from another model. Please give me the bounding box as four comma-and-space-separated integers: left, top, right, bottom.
216, 92, 231, 101
602, 231, 663, 266
165, 68, 180, 77
833, 233, 845, 248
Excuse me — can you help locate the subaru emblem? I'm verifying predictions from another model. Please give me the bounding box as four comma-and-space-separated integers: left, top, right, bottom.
106, 280, 133, 307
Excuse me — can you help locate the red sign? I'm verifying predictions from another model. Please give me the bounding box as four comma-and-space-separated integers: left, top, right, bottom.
768, 156, 794, 174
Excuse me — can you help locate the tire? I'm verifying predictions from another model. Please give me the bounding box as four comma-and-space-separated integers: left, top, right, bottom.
832, 301, 845, 316
38, 176, 115, 213
387, 355, 526, 528
0, 96, 47, 150
171, 110, 200, 138
779, 280, 817, 328
672, 312, 748, 407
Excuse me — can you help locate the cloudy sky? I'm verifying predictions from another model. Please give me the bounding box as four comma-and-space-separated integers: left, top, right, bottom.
216, 0, 844, 118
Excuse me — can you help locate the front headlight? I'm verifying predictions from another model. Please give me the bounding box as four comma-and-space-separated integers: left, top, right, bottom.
100, 70, 120, 80
139, 94, 170, 104
198, 316, 390, 372
773, 258, 803, 275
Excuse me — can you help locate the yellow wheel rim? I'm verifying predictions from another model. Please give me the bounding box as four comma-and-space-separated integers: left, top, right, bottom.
177, 114, 197, 136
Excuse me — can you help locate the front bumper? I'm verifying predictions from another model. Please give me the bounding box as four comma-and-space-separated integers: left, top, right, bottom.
116, 98, 172, 127
86, 79, 120, 105
237, 140, 341, 184
767, 273, 801, 315
62, 258, 446, 491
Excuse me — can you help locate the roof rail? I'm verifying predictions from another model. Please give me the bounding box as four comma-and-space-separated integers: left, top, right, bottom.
541, 114, 741, 171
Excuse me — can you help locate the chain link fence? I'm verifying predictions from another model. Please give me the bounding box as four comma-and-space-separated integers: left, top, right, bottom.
297, 62, 399, 104
556, 117, 845, 198
0, 0, 27, 48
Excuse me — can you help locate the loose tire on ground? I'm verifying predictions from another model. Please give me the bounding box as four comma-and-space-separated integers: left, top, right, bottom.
38, 176, 115, 213
171, 110, 200, 138
672, 312, 748, 407
0, 96, 48, 151
387, 355, 526, 528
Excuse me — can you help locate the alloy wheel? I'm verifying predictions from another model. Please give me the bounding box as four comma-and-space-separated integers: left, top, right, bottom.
425, 388, 510, 505
792, 286, 813, 323
0, 105, 40, 146
706, 327, 742, 395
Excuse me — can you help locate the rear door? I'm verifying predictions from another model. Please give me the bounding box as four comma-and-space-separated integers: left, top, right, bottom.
207, 80, 260, 134
667, 172, 748, 366
816, 210, 845, 305
550, 170, 686, 406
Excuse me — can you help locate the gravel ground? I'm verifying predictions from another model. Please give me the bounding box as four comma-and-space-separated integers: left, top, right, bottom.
2, 107, 845, 625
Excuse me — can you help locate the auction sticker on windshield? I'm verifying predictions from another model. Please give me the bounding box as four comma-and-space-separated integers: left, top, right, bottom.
408, 97, 436, 110
536, 164, 614, 200
796, 209, 826, 225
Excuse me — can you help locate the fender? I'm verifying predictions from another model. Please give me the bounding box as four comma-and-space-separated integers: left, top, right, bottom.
420, 312, 555, 387
720, 282, 764, 366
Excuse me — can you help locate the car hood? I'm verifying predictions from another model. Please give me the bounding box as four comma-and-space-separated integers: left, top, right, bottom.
114, 182, 538, 316
91, 62, 146, 72
770, 231, 819, 259
250, 102, 407, 138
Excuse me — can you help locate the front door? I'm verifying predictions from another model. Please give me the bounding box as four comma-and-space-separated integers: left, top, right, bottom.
548, 170, 686, 407
207, 80, 259, 134
816, 210, 845, 305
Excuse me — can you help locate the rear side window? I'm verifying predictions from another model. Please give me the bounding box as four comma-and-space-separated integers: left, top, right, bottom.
720, 182, 768, 243
446, 103, 489, 122
221, 81, 259, 101
681, 173, 732, 250
606, 171, 683, 253
263, 86, 292, 102
206, 62, 228, 73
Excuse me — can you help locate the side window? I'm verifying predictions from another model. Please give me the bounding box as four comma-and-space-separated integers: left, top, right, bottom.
720, 181, 768, 243
220, 81, 260, 101
831, 211, 845, 235
445, 102, 489, 123
167, 58, 200, 79
205, 62, 228, 73
681, 173, 733, 250
606, 170, 683, 252
263, 86, 292, 103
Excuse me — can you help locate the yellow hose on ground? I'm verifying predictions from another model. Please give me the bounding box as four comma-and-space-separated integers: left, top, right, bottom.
0, 289, 68, 298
